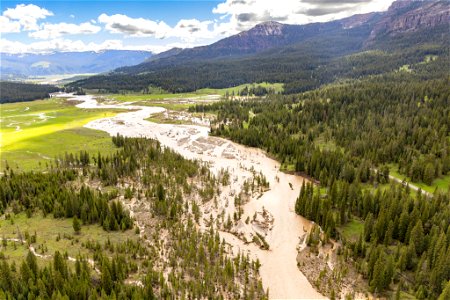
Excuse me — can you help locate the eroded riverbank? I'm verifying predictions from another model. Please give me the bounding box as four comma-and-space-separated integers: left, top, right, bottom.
55, 92, 326, 299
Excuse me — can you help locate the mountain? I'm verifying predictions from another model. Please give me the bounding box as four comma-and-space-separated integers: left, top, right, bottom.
121, 17, 375, 69
116, 17, 376, 76
365, 0, 450, 46
0, 50, 152, 77
71, 0, 449, 93
146, 47, 183, 62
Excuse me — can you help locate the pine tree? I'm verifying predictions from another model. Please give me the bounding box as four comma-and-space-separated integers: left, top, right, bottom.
409, 220, 424, 256
73, 216, 81, 234
370, 254, 385, 293
101, 260, 113, 295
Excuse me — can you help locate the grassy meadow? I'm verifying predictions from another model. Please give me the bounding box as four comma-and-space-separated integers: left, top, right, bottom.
0, 97, 121, 171
0, 212, 138, 267
196, 82, 284, 95
388, 163, 450, 194
104, 82, 283, 103
0, 82, 283, 171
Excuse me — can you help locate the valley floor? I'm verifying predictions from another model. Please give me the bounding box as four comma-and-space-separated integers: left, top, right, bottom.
54, 93, 326, 299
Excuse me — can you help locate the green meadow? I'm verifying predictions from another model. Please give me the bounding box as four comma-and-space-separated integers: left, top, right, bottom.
104, 82, 283, 103
196, 82, 284, 95
0, 212, 138, 267
388, 163, 450, 194
0, 97, 121, 171
339, 219, 364, 242
0, 83, 284, 172
105, 92, 201, 102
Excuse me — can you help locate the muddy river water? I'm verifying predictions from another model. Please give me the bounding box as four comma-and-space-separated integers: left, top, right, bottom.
56, 93, 326, 299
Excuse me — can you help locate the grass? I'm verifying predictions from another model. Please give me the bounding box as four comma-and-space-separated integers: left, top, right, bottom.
103, 94, 202, 111
340, 219, 364, 242
423, 55, 438, 63
399, 64, 412, 72
0, 212, 138, 267
314, 134, 341, 152
399, 291, 417, 300
0, 98, 121, 171
105, 82, 283, 101
102, 83, 284, 111
318, 187, 327, 196
197, 82, 284, 96
388, 163, 450, 194
280, 163, 296, 172
105, 92, 201, 102
25, 73, 97, 85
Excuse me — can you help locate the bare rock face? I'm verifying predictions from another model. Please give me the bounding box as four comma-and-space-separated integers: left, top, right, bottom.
240, 21, 286, 36
211, 21, 289, 52
339, 12, 381, 29
367, 0, 450, 43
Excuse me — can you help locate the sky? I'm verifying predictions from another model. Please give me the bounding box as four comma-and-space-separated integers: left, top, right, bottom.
0, 0, 396, 54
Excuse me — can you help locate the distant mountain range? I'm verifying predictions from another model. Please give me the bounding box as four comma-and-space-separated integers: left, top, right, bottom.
120, 0, 448, 68
0, 50, 152, 78
71, 0, 449, 93
142, 14, 382, 64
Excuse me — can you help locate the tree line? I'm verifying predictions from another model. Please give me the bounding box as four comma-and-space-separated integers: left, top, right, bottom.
68, 30, 448, 94
0, 81, 60, 104
198, 71, 450, 297
204, 74, 449, 186
0, 135, 267, 299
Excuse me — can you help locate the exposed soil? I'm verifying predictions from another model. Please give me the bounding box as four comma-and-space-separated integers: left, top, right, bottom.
54, 92, 328, 299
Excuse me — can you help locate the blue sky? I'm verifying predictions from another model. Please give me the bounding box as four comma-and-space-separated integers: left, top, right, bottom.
1, 0, 395, 54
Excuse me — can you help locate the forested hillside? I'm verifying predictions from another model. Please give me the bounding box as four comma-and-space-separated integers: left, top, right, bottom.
0, 136, 266, 299
198, 58, 449, 185
194, 66, 450, 297
2, 0, 449, 298
69, 1, 449, 94
0, 82, 60, 103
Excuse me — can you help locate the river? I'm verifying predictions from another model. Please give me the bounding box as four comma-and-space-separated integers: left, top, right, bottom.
56, 93, 326, 299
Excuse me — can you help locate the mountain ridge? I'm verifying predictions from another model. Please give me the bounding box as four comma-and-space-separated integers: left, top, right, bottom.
1, 50, 152, 78
71, 0, 449, 93
139, 0, 448, 66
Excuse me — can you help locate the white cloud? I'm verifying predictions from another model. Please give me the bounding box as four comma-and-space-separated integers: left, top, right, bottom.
29, 22, 101, 39
0, 15, 21, 33
173, 19, 214, 42
0, 38, 166, 54
2, 4, 53, 31
0, 0, 397, 54
98, 14, 214, 42
98, 13, 172, 38
212, 0, 395, 34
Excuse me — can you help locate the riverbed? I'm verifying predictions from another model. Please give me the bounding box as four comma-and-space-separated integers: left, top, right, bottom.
56, 93, 326, 299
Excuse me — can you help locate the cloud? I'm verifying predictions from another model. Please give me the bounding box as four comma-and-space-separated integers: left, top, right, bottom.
2, 4, 53, 31
29, 22, 101, 39
173, 19, 214, 42
0, 15, 21, 33
98, 13, 171, 38
0, 37, 183, 54
236, 13, 257, 22
0, 0, 396, 54
298, 4, 359, 17
212, 0, 394, 33
0, 37, 152, 54
212, 0, 303, 33
98, 13, 214, 42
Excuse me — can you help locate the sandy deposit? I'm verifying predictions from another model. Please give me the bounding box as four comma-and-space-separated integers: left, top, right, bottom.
54, 92, 327, 299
